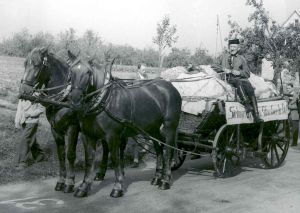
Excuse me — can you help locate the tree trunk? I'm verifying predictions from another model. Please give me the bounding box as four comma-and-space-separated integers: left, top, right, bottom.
159, 55, 165, 68
158, 48, 164, 68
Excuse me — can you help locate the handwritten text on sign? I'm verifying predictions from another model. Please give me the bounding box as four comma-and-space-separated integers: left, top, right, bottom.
225, 100, 288, 125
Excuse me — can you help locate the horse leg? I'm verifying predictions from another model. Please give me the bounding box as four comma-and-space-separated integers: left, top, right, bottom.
159, 124, 177, 190
120, 136, 127, 177
94, 139, 109, 181
108, 135, 124, 198
51, 128, 66, 191
151, 139, 164, 186
74, 135, 96, 198
64, 124, 80, 193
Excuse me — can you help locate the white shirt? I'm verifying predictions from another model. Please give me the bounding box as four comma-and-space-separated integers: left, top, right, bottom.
15, 100, 44, 128
261, 58, 274, 81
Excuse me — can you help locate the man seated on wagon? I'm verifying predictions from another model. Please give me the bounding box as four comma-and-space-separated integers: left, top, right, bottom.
220, 38, 263, 123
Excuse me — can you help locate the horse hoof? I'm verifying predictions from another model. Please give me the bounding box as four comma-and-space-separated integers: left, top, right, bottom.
55, 182, 65, 191
74, 189, 88, 198
64, 185, 74, 193
94, 173, 105, 181
110, 189, 123, 198
158, 181, 170, 190
151, 177, 162, 186
74, 188, 80, 197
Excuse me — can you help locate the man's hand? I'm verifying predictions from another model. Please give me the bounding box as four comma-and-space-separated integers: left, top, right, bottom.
232, 70, 240, 76
24, 112, 30, 118
33, 92, 41, 97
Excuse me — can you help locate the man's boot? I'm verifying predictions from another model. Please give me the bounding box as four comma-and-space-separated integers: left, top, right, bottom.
250, 96, 263, 123
238, 86, 253, 114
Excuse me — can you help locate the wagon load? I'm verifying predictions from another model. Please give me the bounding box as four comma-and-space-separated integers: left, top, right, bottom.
160, 66, 187, 80
161, 65, 279, 115
248, 73, 279, 99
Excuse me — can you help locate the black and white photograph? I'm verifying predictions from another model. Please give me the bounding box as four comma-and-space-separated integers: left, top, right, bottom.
0, 0, 299, 212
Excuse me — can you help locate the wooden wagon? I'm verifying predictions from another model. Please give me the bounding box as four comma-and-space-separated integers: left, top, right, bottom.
171, 96, 290, 177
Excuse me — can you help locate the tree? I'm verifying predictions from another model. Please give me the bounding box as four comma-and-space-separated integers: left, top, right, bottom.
164, 48, 191, 67
57, 28, 77, 50
139, 48, 159, 67
0, 29, 32, 57
227, 0, 300, 86
78, 29, 104, 62
153, 16, 178, 67
191, 46, 214, 65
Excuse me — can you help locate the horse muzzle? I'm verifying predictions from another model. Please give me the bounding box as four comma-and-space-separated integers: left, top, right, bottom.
69, 90, 85, 111
70, 101, 84, 111
18, 83, 34, 98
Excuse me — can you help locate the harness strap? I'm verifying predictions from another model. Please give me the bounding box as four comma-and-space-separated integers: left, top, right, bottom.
36, 84, 68, 92
102, 106, 206, 157
69, 58, 81, 68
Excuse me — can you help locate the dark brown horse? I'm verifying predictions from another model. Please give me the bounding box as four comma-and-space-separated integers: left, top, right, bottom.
68, 55, 182, 198
19, 47, 108, 193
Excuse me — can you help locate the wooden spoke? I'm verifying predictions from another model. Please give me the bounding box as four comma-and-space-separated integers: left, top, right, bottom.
261, 120, 290, 168
274, 145, 280, 163
212, 125, 241, 178
276, 143, 284, 152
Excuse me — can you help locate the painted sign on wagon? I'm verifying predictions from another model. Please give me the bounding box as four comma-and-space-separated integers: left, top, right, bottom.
225, 100, 288, 125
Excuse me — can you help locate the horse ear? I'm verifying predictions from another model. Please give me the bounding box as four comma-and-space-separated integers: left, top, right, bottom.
110, 57, 116, 71
67, 50, 77, 63
108, 58, 116, 79
90, 72, 94, 86
104, 64, 110, 84
40, 47, 48, 55
88, 57, 95, 67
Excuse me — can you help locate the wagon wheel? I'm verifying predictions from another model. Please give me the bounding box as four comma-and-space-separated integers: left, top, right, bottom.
171, 143, 187, 171
260, 120, 290, 168
212, 124, 241, 177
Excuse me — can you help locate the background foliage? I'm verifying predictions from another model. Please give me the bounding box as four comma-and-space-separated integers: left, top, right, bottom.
0, 26, 213, 69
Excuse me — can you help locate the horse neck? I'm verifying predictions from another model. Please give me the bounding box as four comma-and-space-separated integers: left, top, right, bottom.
47, 54, 69, 94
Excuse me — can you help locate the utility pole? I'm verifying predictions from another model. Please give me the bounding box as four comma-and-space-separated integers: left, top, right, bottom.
215, 14, 223, 59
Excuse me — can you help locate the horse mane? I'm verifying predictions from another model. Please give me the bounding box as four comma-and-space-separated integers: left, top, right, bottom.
46, 52, 70, 90
91, 61, 107, 89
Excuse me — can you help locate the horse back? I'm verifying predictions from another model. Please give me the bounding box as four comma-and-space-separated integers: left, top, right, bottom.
107, 79, 182, 127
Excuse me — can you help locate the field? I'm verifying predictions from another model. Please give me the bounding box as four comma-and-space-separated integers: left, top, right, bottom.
0, 55, 161, 184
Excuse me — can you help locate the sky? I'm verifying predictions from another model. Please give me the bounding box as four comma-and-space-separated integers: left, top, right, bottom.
0, 0, 299, 54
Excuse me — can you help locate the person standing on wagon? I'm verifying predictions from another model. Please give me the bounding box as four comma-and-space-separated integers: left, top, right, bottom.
15, 98, 46, 169
221, 38, 263, 123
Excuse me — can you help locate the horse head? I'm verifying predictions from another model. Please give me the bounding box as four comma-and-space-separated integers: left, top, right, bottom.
69, 55, 114, 110
19, 47, 51, 96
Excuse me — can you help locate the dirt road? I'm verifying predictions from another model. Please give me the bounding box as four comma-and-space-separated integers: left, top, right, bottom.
0, 146, 300, 213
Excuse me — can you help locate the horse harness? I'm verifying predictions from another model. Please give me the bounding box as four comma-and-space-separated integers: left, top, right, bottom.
82, 78, 163, 125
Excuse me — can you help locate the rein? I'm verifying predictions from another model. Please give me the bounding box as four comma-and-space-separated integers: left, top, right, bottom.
102, 104, 207, 157
36, 84, 69, 92
83, 82, 112, 100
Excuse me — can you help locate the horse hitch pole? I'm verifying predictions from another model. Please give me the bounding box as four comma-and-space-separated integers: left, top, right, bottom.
19, 94, 71, 108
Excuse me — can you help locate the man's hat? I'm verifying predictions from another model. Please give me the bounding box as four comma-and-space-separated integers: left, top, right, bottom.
228, 39, 240, 45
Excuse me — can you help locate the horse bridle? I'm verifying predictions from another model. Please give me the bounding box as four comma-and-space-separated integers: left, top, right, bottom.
21, 56, 49, 88
69, 61, 96, 100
